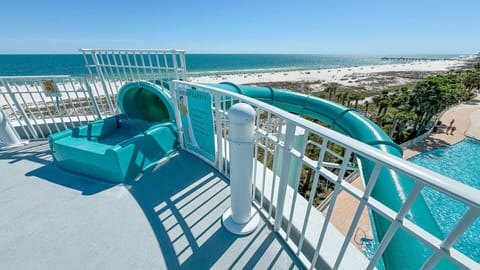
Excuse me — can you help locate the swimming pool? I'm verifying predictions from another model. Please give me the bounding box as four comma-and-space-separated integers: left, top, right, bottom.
408, 137, 480, 262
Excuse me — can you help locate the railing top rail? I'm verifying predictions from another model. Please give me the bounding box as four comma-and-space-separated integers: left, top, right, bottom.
172, 80, 480, 208
80, 48, 186, 53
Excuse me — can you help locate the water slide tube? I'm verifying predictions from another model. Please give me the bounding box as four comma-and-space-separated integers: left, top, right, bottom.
206, 82, 452, 270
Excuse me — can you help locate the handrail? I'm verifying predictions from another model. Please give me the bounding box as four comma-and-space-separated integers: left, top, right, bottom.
174, 81, 480, 208
80, 48, 186, 53
171, 80, 480, 270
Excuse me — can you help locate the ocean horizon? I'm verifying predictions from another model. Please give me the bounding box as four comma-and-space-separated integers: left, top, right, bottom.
0, 53, 465, 77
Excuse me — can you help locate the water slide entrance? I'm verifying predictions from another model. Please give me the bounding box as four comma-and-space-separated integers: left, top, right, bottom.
50, 81, 178, 182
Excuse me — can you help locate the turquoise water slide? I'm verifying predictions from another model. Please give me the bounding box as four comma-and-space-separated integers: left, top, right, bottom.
207, 82, 452, 270
50, 81, 179, 183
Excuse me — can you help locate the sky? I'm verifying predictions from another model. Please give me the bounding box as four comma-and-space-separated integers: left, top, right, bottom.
0, 0, 479, 54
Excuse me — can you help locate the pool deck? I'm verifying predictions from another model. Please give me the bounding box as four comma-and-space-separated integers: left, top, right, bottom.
0, 142, 304, 270
403, 93, 480, 158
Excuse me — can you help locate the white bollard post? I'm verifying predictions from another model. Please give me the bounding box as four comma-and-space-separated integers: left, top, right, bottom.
0, 106, 24, 149
222, 103, 259, 235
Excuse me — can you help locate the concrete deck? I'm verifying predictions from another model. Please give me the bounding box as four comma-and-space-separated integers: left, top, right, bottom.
0, 142, 303, 270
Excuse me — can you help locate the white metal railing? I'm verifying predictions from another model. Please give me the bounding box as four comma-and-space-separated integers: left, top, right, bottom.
0, 75, 102, 140
81, 49, 187, 114
170, 80, 480, 270
0, 50, 188, 142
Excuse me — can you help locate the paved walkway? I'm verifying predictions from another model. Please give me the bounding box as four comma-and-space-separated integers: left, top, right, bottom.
322, 177, 372, 250
404, 94, 480, 158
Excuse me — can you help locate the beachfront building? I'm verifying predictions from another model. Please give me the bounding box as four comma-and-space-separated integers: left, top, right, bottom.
0, 49, 479, 269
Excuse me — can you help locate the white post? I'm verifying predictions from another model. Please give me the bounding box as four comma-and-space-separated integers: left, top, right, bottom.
275, 124, 305, 187
0, 106, 25, 149
222, 103, 259, 235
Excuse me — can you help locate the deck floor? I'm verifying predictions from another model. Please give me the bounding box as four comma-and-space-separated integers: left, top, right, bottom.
0, 141, 304, 270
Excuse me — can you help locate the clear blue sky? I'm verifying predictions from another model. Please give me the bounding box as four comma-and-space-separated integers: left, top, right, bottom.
1, 0, 479, 54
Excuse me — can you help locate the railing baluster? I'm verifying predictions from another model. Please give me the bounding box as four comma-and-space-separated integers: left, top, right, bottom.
168, 81, 184, 150
140, 51, 148, 79
178, 51, 187, 80
214, 92, 223, 174
58, 80, 82, 125
91, 51, 114, 112
298, 138, 329, 255
21, 81, 49, 137
83, 78, 102, 119
252, 107, 261, 200
366, 181, 425, 269
0, 86, 30, 138
67, 77, 89, 124
259, 112, 271, 211
286, 131, 309, 240
268, 118, 283, 219
333, 164, 382, 269
11, 81, 41, 138
310, 148, 352, 269
163, 53, 170, 79
132, 51, 140, 81
274, 121, 296, 231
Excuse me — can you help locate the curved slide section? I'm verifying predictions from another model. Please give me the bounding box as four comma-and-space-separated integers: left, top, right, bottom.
206, 82, 452, 270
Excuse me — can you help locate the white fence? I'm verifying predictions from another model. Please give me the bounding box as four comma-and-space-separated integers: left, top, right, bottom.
81, 49, 187, 114
0, 76, 101, 140
0, 50, 188, 141
169, 80, 480, 270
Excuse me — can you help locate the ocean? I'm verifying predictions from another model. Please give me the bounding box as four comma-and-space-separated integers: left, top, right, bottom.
0, 53, 462, 77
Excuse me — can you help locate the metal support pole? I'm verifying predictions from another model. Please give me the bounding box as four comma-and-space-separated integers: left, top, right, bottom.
0, 106, 25, 149
2, 79, 38, 139
84, 78, 102, 119
91, 51, 115, 113
222, 103, 259, 235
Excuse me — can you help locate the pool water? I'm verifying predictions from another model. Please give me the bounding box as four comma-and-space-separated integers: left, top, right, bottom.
408, 137, 480, 262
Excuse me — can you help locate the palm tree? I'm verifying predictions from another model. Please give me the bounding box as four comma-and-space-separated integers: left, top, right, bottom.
410, 75, 464, 135
324, 83, 339, 101
363, 100, 370, 115
336, 92, 349, 106
387, 110, 417, 142
372, 95, 381, 116
463, 70, 480, 91
350, 92, 362, 109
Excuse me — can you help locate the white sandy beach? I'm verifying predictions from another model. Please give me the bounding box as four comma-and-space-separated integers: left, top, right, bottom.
0, 58, 470, 111
190, 59, 465, 88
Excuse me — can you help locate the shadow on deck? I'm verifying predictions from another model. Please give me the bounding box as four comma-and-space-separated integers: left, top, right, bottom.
129, 151, 303, 269
0, 142, 303, 269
